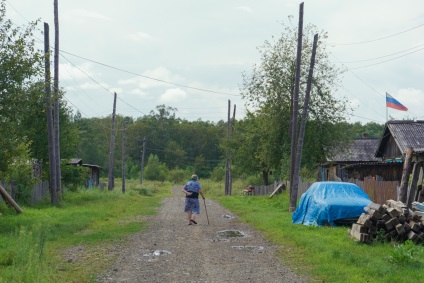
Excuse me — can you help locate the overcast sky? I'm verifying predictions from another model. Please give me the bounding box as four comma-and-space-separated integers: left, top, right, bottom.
6, 0, 424, 124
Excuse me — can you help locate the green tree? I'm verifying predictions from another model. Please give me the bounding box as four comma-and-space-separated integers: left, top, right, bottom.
144, 154, 167, 181
237, 22, 349, 183
0, 1, 43, 175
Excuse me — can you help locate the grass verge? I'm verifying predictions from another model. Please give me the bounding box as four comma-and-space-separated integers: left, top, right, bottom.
204, 180, 424, 283
0, 180, 171, 283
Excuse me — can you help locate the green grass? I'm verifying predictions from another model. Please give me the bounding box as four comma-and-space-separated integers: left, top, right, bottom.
0, 180, 171, 283
206, 182, 424, 283
2, 178, 424, 282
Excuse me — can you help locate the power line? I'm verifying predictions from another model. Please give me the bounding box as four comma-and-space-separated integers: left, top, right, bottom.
349, 46, 424, 70
328, 23, 424, 46
59, 50, 241, 97
334, 42, 424, 64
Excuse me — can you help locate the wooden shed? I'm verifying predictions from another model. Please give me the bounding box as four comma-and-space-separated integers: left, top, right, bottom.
66, 158, 101, 188
82, 164, 101, 187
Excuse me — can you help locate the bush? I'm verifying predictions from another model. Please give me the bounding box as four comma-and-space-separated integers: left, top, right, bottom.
61, 163, 90, 191
166, 168, 187, 184
210, 166, 225, 182
144, 154, 167, 181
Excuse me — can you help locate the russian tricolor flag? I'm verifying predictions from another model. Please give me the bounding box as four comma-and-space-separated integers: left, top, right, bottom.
386, 92, 408, 111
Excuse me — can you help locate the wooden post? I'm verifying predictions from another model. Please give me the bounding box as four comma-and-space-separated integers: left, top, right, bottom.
140, 137, 146, 184
0, 185, 23, 214
407, 161, 422, 208
53, 0, 62, 199
122, 122, 126, 193
292, 33, 318, 209
229, 104, 236, 196
289, 2, 304, 212
108, 92, 117, 190
399, 147, 413, 203
44, 22, 57, 204
225, 100, 231, 195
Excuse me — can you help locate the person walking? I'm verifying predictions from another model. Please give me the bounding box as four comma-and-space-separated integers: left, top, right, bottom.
182, 174, 205, 225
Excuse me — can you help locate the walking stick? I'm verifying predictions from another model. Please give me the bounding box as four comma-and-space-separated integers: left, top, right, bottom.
203, 198, 210, 225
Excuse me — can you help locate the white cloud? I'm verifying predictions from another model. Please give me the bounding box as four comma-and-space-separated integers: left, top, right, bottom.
60, 63, 94, 81
236, 6, 253, 13
64, 9, 112, 24
127, 32, 153, 42
80, 82, 109, 90
118, 67, 185, 89
159, 88, 187, 103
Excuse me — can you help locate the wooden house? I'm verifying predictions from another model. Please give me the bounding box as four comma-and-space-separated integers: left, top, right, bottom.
375, 120, 424, 162
375, 120, 424, 206
322, 136, 403, 182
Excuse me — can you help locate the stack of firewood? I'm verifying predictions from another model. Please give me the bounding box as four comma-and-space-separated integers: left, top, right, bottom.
348, 200, 424, 243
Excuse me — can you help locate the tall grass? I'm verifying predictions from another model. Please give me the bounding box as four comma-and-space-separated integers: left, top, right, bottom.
0, 180, 171, 283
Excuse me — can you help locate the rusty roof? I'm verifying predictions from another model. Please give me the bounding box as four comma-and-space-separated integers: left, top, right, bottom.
327, 138, 381, 163
375, 120, 424, 157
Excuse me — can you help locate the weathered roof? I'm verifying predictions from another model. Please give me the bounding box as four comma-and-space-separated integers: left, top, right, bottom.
375, 120, 424, 157
327, 138, 381, 163
82, 164, 101, 169
67, 158, 83, 165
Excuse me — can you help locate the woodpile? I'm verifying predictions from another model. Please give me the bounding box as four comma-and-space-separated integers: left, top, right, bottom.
348, 200, 424, 244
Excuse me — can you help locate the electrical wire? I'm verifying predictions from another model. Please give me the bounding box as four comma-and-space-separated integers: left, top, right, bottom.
328, 23, 424, 46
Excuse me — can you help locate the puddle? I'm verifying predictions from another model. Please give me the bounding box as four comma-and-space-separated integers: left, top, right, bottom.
216, 230, 248, 238
230, 245, 264, 252
222, 214, 235, 219
143, 250, 171, 257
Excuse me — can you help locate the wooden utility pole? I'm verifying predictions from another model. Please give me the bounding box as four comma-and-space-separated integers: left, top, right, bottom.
140, 137, 146, 184
291, 33, 318, 209
229, 104, 236, 195
122, 122, 126, 193
289, 2, 304, 212
108, 92, 117, 191
225, 100, 231, 195
53, 0, 62, 199
399, 147, 413, 203
44, 22, 57, 204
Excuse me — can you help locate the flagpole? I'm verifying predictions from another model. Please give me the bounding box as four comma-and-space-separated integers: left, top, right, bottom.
386, 92, 388, 122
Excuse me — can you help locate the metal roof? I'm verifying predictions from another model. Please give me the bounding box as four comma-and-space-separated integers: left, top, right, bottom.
376, 120, 424, 157
327, 138, 381, 162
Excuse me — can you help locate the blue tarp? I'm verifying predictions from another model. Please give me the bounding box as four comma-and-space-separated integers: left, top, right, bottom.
292, 181, 372, 226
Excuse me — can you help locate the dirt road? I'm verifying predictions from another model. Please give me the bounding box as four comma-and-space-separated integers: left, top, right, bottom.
98, 186, 307, 282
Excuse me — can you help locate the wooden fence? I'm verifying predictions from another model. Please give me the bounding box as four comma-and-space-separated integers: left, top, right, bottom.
349, 178, 399, 205
0, 180, 50, 204
31, 180, 50, 203
252, 179, 313, 197
252, 178, 399, 206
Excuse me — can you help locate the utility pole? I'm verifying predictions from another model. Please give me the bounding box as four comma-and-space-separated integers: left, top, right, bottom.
122, 122, 126, 193
225, 100, 231, 195
53, 0, 62, 199
108, 92, 117, 191
44, 22, 57, 204
289, 2, 304, 212
229, 104, 236, 195
140, 137, 146, 184
291, 33, 318, 210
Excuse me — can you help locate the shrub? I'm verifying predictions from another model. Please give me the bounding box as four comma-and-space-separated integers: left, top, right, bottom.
61, 163, 90, 191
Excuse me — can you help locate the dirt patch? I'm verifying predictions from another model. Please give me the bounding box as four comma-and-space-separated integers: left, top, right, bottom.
96, 186, 308, 282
